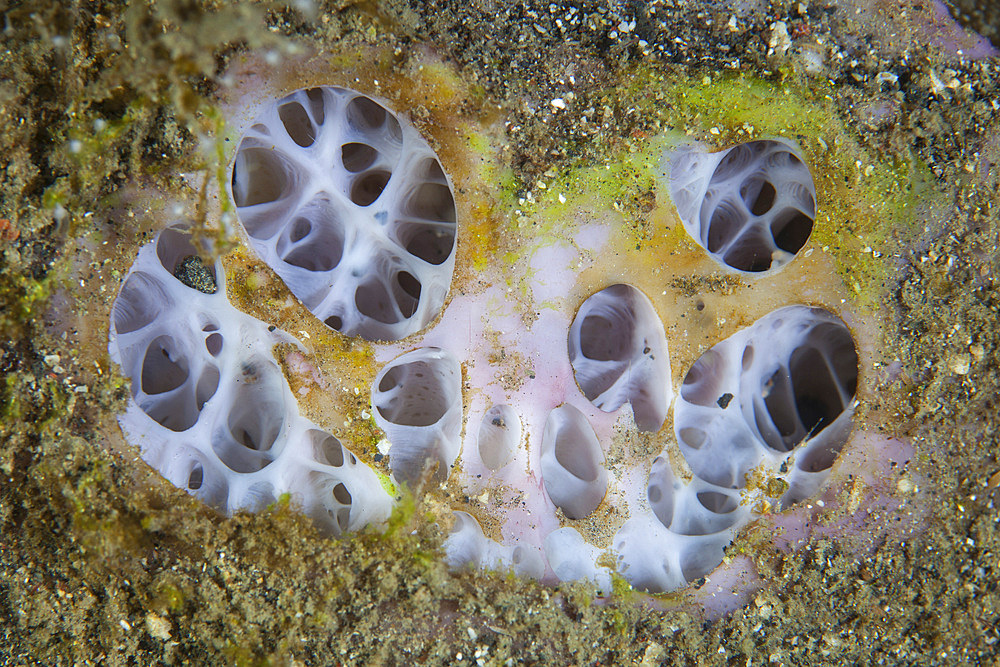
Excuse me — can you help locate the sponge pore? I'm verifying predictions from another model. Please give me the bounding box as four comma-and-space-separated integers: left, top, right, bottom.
231, 86, 457, 341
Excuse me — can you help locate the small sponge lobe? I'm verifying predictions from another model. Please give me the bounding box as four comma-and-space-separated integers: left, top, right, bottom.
669, 138, 816, 274
540, 404, 609, 520
372, 347, 463, 486
109, 225, 392, 537
568, 284, 672, 432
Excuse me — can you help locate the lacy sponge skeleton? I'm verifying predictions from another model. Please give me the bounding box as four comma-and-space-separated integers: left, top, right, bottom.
109, 224, 392, 536
231, 86, 458, 341
668, 138, 817, 274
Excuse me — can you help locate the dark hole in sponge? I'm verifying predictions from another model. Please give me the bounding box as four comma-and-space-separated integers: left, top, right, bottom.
346, 95, 387, 130
378, 371, 397, 393
748, 179, 776, 215
406, 182, 457, 223
333, 482, 352, 505
761, 368, 799, 451
188, 465, 203, 490
697, 490, 737, 514
723, 241, 772, 272
771, 208, 814, 254
356, 279, 399, 324
397, 271, 421, 299
290, 218, 311, 242
350, 171, 391, 206
395, 272, 421, 318
722, 226, 773, 272
403, 224, 454, 265
281, 216, 343, 272
706, 199, 742, 253
308, 430, 346, 467
579, 314, 632, 361
142, 336, 189, 395
225, 404, 281, 467
758, 318, 858, 453
789, 344, 853, 437
232, 147, 289, 208
278, 101, 316, 147
322, 440, 345, 468
342, 142, 378, 172
419, 158, 447, 182
376, 361, 450, 427
305, 87, 325, 125
195, 365, 220, 410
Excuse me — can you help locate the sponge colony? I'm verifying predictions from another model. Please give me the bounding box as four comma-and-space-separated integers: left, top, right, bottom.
231, 86, 458, 341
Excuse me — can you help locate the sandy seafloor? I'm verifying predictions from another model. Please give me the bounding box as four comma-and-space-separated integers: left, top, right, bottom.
2, 0, 1000, 664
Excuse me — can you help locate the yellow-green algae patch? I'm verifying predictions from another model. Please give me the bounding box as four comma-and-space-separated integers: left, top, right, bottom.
646, 68, 938, 310
504, 67, 941, 316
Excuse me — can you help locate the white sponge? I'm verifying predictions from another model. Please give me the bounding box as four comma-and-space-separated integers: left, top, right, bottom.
674, 305, 859, 500
539, 404, 609, 520
109, 225, 392, 535
614, 305, 858, 592
231, 86, 458, 341
477, 404, 521, 471
371, 347, 463, 485
568, 283, 671, 432
668, 139, 816, 273
445, 511, 545, 580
